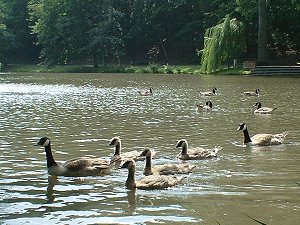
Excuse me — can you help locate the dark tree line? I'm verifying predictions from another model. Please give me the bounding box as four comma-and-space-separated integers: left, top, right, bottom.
0, 0, 299, 68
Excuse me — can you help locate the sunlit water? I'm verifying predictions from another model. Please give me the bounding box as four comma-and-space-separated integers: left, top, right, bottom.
0, 73, 299, 225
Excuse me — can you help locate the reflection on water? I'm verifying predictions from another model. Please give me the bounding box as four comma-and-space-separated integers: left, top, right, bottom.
47, 176, 58, 204
0, 73, 299, 224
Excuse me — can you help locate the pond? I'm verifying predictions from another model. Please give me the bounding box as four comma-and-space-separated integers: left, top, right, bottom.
0, 73, 299, 224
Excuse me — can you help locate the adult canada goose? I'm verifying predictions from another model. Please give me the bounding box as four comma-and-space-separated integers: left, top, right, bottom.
253, 102, 277, 114
34, 137, 111, 177
199, 87, 217, 96
120, 159, 185, 190
108, 137, 150, 163
243, 89, 260, 96
140, 148, 197, 176
175, 139, 221, 160
196, 100, 213, 111
236, 123, 288, 146
138, 87, 153, 96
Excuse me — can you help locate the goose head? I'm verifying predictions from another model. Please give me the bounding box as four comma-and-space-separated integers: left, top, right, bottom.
206, 100, 213, 108
34, 137, 50, 147
176, 139, 188, 148
139, 148, 152, 157
213, 88, 217, 94
108, 137, 121, 147
253, 102, 262, 109
120, 159, 135, 170
236, 123, 247, 132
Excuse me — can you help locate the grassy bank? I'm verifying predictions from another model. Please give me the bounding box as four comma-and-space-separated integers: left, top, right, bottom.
1, 64, 250, 75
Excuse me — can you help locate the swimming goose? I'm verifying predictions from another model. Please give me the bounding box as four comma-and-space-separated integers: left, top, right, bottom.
108, 137, 143, 163
138, 87, 153, 96
140, 148, 197, 176
175, 139, 221, 160
199, 88, 217, 96
236, 123, 288, 146
253, 102, 277, 114
243, 89, 260, 96
196, 100, 213, 111
120, 159, 185, 190
34, 137, 111, 177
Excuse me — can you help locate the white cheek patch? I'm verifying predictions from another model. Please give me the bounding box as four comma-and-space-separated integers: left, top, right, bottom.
43, 139, 50, 147
242, 125, 247, 131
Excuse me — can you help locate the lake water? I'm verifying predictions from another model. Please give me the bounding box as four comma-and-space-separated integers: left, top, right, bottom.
0, 73, 299, 225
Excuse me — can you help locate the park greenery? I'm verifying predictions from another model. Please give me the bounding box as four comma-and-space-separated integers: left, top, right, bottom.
0, 0, 299, 74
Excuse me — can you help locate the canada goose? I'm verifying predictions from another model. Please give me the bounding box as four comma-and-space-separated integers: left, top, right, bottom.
200, 87, 217, 96
108, 137, 143, 163
34, 137, 111, 177
243, 89, 260, 96
253, 102, 276, 114
196, 100, 213, 111
236, 123, 288, 146
140, 148, 197, 176
120, 159, 185, 190
138, 87, 153, 96
175, 139, 221, 160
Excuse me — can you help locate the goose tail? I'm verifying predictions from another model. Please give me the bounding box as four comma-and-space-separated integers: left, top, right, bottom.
177, 175, 186, 183
273, 131, 288, 144
213, 146, 222, 154
277, 131, 288, 139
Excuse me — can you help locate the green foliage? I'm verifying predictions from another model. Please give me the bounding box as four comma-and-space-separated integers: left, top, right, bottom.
200, 16, 245, 74
0, 0, 299, 66
28, 0, 123, 66
0, 1, 16, 64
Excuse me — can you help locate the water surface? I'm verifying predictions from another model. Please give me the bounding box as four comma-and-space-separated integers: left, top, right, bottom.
0, 73, 299, 224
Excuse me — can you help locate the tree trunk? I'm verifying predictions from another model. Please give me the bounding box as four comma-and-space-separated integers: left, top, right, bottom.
257, 0, 268, 65
93, 51, 98, 68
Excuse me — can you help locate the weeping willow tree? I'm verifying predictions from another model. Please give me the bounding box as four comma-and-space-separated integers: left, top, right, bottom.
200, 16, 245, 74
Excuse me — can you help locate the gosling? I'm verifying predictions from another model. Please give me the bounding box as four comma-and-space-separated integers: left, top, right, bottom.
176, 139, 221, 160
120, 159, 185, 190
140, 148, 196, 176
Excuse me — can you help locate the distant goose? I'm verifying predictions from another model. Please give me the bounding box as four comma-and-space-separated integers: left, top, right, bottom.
139, 148, 197, 176
236, 123, 288, 146
196, 100, 213, 111
243, 89, 260, 96
253, 102, 277, 114
200, 88, 217, 96
138, 87, 153, 96
35, 137, 111, 177
175, 139, 221, 160
120, 159, 185, 190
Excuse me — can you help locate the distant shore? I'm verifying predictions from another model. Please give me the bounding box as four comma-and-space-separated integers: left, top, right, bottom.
0, 64, 250, 75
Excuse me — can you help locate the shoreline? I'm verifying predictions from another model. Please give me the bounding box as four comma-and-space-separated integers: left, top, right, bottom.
0, 64, 250, 75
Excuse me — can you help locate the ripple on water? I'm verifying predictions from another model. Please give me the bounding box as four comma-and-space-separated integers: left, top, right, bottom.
1, 74, 299, 224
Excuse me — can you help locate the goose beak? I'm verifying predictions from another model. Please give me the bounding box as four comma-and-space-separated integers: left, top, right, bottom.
119, 163, 126, 169
34, 142, 41, 146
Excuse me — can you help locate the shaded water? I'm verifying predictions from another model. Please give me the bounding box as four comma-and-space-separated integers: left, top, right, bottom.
0, 73, 299, 224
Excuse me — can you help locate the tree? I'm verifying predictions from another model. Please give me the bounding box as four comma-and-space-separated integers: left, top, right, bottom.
84, 1, 123, 67
257, 0, 268, 65
29, 0, 123, 66
0, 0, 16, 65
200, 15, 245, 74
